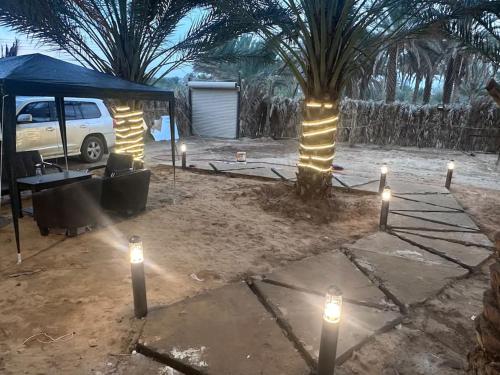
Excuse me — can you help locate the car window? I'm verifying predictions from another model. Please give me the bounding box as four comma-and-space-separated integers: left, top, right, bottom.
64, 102, 83, 120
78, 102, 101, 119
19, 102, 51, 123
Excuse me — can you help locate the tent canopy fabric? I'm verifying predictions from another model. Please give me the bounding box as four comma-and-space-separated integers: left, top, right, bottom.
0, 54, 174, 100
0, 54, 176, 262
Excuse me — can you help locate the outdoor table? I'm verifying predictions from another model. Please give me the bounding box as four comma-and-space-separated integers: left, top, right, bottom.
17, 171, 92, 216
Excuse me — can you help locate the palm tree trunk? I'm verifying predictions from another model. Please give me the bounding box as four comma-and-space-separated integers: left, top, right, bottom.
360, 74, 371, 100
112, 100, 146, 161
385, 45, 398, 103
450, 54, 464, 103
442, 57, 455, 104
422, 72, 433, 104
296, 99, 338, 198
412, 72, 422, 104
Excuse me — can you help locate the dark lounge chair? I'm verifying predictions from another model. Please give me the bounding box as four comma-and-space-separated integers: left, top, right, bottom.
32, 169, 151, 236
87, 152, 134, 177
1, 150, 63, 196
1, 151, 63, 216
101, 169, 151, 216
32, 178, 103, 236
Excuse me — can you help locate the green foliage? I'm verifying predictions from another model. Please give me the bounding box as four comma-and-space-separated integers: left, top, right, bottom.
0, 0, 238, 83
218, 0, 444, 101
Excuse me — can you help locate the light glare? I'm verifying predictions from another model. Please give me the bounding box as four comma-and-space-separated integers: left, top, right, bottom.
448, 161, 455, 170
381, 164, 388, 175
382, 187, 391, 201
323, 293, 342, 324
129, 236, 144, 264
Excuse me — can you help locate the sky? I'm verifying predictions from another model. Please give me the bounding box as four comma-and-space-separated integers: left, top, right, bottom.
0, 24, 193, 78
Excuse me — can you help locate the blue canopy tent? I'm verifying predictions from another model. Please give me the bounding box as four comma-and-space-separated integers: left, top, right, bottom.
0, 54, 176, 262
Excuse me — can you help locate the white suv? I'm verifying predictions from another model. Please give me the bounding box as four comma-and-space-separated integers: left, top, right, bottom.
15, 97, 116, 162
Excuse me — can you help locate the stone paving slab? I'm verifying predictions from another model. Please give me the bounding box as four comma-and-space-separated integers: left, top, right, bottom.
334, 174, 379, 188
389, 212, 478, 232
114, 353, 181, 375
261, 252, 390, 308
392, 229, 495, 249
350, 180, 451, 195
253, 281, 402, 364
345, 232, 468, 306
393, 194, 464, 210
386, 181, 450, 194
392, 211, 478, 230
139, 282, 310, 375
350, 180, 379, 193
390, 196, 461, 212
392, 231, 492, 268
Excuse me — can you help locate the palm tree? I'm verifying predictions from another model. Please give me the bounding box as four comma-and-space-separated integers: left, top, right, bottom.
220, 0, 441, 197
0, 0, 234, 160
443, 0, 499, 67
0, 39, 18, 58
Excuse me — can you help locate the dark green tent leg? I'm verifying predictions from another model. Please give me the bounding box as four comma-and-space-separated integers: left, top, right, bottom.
169, 97, 176, 172
55, 97, 69, 171
3, 95, 22, 262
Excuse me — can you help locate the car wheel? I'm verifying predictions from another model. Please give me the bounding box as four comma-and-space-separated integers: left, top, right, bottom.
81, 135, 104, 163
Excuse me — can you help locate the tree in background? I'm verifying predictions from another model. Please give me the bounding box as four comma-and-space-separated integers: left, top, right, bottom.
0, 39, 18, 58
220, 0, 441, 198
0, 0, 238, 160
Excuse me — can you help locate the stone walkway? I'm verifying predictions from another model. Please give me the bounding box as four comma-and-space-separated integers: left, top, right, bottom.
130, 167, 493, 375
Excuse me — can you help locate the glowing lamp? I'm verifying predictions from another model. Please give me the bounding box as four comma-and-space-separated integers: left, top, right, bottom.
129, 235, 147, 318
380, 186, 391, 231
129, 236, 144, 264
379, 164, 388, 194
382, 187, 392, 202
323, 289, 342, 324
180, 142, 187, 169
445, 160, 454, 189
381, 164, 388, 175
318, 285, 342, 375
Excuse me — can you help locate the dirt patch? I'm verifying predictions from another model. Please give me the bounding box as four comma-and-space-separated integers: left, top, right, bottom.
252, 183, 378, 225
452, 185, 500, 239
0, 166, 379, 375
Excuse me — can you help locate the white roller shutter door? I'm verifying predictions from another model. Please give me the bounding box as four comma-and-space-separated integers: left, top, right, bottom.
190, 84, 239, 139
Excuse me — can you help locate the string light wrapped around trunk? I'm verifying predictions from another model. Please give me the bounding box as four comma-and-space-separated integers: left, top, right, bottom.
297, 101, 338, 191
113, 106, 146, 161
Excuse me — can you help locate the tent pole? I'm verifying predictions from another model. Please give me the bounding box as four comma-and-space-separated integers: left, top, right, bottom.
169, 97, 176, 197
55, 97, 69, 171
3, 94, 22, 262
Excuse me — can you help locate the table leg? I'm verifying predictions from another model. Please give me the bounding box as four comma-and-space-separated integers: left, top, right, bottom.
17, 188, 23, 218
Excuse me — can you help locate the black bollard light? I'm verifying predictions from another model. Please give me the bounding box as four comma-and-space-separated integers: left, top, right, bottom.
379, 186, 391, 231
445, 160, 454, 189
129, 235, 148, 318
317, 286, 343, 375
378, 164, 388, 194
181, 143, 187, 169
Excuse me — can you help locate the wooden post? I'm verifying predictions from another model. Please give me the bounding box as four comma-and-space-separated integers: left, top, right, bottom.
486, 79, 500, 106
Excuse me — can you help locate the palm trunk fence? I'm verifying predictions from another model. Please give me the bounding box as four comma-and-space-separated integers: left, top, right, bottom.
468, 84, 500, 375
139, 90, 499, 153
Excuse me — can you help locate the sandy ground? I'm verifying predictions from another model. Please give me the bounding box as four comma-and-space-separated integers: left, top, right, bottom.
146, 137, 500, 191
0, 166, 379, 374
0, 138, 498, 374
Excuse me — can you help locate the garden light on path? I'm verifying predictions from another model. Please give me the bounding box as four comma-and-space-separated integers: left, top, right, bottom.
445, 160, 455, 189
129, 235, 147, 319
379, 186, 391, 231
318, 285, 343, 375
